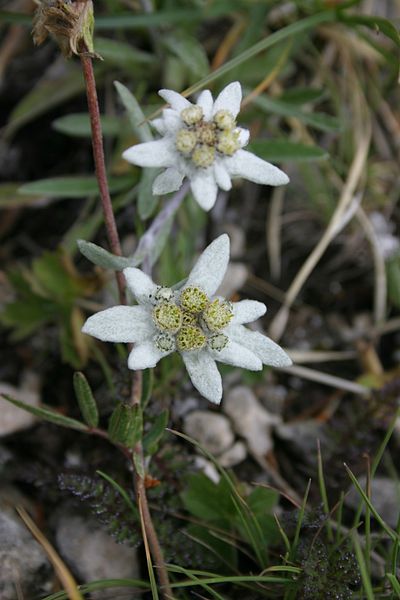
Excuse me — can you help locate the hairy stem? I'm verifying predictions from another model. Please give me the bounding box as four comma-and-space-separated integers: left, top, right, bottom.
80, 52, 172, 598
80, 54, 126, 304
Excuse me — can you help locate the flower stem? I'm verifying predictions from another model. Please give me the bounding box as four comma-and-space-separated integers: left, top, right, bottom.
80, 52, 172, 598
80, 53, 126, 304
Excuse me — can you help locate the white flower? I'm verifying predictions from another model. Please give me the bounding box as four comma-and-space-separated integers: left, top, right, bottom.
82, 235, 292, 404
122, 82, 289, 212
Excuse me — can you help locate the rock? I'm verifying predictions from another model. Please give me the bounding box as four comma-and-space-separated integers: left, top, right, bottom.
0, 488, 52, 600
55, 513, 140, 599
275, 420, 326, 461
346, 476, 400, 528
217, 263, 248, 299
218, 441, 247, 467
224, 386, 281, 456
183, 410, 234, 456
0, 373, 40, 437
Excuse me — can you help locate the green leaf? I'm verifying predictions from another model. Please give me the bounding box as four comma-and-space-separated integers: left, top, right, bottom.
114, 81, 153, 143
95, 37, 154, 69
387, 256, 400, 309
138, 168, 160, 220
0, 183, 43, 208
31, 252, 83, 302
386, 573, 400, 595
73, 372, 99, 428
77, 239, 135, 270
52, 113, 121, 138
163, 31, 209, 80
18, 175, 135, 198
143, 410, 169, 456
339, 14, 400, 48
279, 88, 325, 105
182, 11, 336, 97
248, 140, 329, 162
253, 95, 340, 133
3, 63, 102, 139
140, 368, 154, 409
94, 6, 233, 30
0, 394, 86, 431
182, 473, 236, 524
108, 403, 143, 448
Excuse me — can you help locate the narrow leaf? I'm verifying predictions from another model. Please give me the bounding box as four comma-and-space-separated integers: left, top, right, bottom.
53, 113, 120, 138
114, 81, 153, 143
248, 140, 329, 162
108, 403, 143, 448
77, 239, 135, 270
73, 372, 99, 428
1, 394, 86, 431
143, 410, 169, 455
18, 175, 135, 198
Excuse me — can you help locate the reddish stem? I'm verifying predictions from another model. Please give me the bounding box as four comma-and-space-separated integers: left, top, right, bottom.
80, 52, 172, 598
80, 54, 126, 304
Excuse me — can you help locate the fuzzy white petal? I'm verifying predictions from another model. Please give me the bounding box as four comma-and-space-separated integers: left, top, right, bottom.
153, 168, 184, 195
159, 89, 191, 112
190, 169, 218, 211
229, 326, 292, 367
182, 351, 222, 404
196, 90, 213, 120
82, 306, 154, 343
162, 108, 182, 133
210, 339, 262, 371
128, 339, 172, 369
214, 162, 232, 191
237, 127, 250, 147
226, 149, 289, 186
212, 82, 242, 118
231, 300, 267, 325
186, 234, 230, 296
151, 118, 166, 135
122, 139, 174, 168
123, 268, 158, 305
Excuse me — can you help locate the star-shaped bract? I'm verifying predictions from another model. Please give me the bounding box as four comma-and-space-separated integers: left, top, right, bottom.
82, 235, 292, 404
122, 82, 289, 211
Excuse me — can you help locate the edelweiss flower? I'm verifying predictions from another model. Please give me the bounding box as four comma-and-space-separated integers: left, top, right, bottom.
82, 235, 292, 404
122, 82, 289, 211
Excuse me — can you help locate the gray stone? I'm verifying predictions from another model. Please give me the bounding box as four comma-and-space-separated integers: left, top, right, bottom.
224, 386, 281, 456
0, 489, 52, 600
346, 476, 400, 528
0, 374, 40, 437
183, 410, 234, 455
56, 514, 140, 599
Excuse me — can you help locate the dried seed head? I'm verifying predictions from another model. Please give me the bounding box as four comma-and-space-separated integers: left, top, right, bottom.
32, 0, 98, 58
180, 287, 209, 313
202, 299, 233, 331
153, 303, 183, 333
181, 105, 203, 126
176, 325, 206, 351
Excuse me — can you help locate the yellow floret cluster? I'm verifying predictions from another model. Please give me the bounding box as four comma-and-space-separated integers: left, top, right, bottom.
151, 285, 233, 352
175, 107, 241, 168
